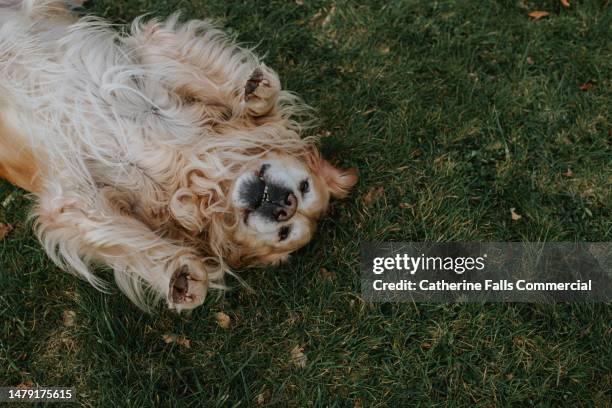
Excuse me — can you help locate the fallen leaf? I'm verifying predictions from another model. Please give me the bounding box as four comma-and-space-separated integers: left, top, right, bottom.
354, 398, 363, 408
526, 56, 534, 65
421, 342, 432, 350
16, 380, 34, 389
162, 334, 191, 348
0, 223, 13, 240
560, 0, 570, 8
290, 345, 307, 368
563, 168, 574, 178
528, 10, 550, 20
62, 310, 76, 327
399, 202, 413, 209
255, 389, 270, 405
378, 44, 390, 54
510, 208, 522, 221
363, 186, 384, 206
319, 267, 335, 280
579, 82, 595, 91
215, 312, 231, 329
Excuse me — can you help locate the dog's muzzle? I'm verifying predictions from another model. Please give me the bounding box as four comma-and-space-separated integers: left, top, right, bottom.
240, 169, 298, 222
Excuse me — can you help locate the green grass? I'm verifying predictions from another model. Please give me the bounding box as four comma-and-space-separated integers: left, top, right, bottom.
1, 0, 611, 406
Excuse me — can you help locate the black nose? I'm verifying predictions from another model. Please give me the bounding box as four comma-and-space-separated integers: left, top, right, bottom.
273, 192, 297, 221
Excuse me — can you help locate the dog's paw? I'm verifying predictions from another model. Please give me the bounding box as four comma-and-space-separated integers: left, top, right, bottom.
244, 66, 280, 117
168, 257, 208, 312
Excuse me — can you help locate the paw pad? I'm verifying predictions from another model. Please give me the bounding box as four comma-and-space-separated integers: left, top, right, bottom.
170, 265, 190, 303
168, 261, 207, 311
245, 68, 266, 99
243, 67, 280, 116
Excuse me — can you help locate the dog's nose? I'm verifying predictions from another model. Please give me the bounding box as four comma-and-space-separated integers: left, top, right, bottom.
273, 192, 297, 221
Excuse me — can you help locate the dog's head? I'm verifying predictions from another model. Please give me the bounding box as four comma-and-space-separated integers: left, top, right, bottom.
227, 150, 357, 267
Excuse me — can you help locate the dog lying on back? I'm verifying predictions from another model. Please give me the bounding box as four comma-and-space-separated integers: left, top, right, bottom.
0, 0, 357, 311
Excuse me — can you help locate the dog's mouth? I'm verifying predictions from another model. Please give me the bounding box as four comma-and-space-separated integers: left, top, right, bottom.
240, 164, 298, 224
254, 164, 270, 208
242, 165, 268, 222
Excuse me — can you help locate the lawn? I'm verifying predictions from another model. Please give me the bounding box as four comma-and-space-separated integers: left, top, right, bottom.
0, 0, 610, 406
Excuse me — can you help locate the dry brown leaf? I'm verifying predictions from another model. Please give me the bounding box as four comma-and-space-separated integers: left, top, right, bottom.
215, 312, 231, 329
354, 398, 363, 408
421, 342, 432, 350
399, 202, 414, 209
510, 208, 522, 221
255, 389, 270, 405
162, 334, 191, 348
16, 380, 34, 389
319, 267, 335, 281
363, 186, 384, 206
378, 44, 390, 54
563, 168, 574, 178
290, 345, 307, 368
0, 223, 13, 240
411, 148, 423, 158
560, 0, 570, 8
579, 82, 595, 91
528, 10, 550, 20
62, 310, 76, 327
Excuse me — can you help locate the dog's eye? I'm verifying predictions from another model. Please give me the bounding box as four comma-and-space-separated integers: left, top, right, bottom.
278, 226, 291, 241
299, 180, 310, 194
257, 164, 270, 179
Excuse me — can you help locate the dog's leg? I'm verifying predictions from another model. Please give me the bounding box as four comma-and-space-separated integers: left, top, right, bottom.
243, 65, 281, 117
127, 18, 282, 119
33, 189, 215, 312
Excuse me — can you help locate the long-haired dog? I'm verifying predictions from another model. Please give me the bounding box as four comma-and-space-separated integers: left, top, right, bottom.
0, 0, 357, 311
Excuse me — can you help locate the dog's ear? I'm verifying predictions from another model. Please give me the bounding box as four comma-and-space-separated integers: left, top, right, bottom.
319, 158, 358, 199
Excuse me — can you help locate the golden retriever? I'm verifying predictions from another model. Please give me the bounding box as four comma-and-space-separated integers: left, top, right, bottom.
0, 0, 357, 311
